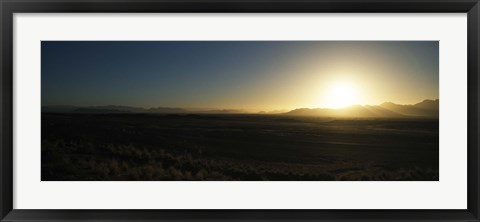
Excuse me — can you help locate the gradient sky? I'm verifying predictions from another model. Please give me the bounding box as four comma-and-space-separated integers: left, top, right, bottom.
41, 41, 439, 111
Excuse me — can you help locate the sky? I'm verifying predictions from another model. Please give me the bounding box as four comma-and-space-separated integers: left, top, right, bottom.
41, 41, 439, 111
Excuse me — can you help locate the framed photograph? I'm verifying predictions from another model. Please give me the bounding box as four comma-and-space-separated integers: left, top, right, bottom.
1, 0, 479, 221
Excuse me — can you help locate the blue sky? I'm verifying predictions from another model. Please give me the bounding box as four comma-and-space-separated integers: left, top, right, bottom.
41, 41, 438, 111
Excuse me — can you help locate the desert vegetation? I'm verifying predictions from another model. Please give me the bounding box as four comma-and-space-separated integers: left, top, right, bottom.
41, 113, 439, 181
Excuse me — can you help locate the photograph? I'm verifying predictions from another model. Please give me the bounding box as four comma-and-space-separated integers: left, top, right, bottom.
41, 41, 439, 181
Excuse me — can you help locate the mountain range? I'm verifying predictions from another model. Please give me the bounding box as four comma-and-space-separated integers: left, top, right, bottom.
286, 99, 438, 118
41, 105, 245, 114
42, 99, 439, 118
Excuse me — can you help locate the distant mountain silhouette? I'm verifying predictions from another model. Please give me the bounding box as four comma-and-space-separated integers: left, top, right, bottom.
147, 107, 188, 113
74, 108, 131, 113
379, 99, 439, 117
76, 106, 188, 114
42, 105, 241, 114
79, 105, 147, 113
258, 109, 289, 114
286, 99, 438, 118
42, 105, 178, 113
200, 109, 244, 114
42, 99, 438, 117
42, 105, 79, 113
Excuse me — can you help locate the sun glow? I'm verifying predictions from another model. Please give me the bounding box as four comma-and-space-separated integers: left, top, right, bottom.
324, 82, 360, 109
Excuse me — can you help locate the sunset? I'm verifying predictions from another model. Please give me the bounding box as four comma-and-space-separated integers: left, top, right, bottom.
42, 41, 438, 111
41, 41, 439, 181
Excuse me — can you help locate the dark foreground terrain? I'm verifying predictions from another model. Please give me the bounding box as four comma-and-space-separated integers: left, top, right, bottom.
41, 113, 439, 181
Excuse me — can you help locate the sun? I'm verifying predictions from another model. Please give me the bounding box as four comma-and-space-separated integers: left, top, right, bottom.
324, 82, 359, 109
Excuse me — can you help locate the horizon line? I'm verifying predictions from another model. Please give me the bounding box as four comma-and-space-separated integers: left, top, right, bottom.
42, 98, 439, 112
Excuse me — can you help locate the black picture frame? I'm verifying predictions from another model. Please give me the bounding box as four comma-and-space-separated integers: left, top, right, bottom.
1, 0, 479, 221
